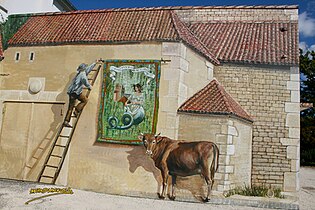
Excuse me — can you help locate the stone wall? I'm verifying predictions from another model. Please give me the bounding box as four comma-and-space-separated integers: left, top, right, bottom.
175, 6, 298, 23
214, 64, 299, 192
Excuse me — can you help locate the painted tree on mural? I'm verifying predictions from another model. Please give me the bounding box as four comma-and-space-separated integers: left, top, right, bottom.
300, 49, 315, 165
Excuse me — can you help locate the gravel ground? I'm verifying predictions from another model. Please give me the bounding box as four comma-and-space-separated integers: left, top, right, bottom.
299, 167, 315, 210
0, 167, 313, 210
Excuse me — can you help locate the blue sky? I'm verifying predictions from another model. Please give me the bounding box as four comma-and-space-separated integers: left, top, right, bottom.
71, 0, 315, 52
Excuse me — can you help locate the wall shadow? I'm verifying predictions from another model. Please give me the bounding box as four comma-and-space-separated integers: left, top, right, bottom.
126, 145, 210, 201
126, 146, 162, 193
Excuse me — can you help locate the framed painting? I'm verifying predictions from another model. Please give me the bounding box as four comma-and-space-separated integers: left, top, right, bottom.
97, 60, 160, 145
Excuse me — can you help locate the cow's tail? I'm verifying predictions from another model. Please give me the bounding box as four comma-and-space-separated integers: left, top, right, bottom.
209, 143, 219, 182
212, 143, 219, 172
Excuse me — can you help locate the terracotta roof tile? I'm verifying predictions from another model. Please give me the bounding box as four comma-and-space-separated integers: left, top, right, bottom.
189, 22, 298, 65
8, 10, 179, 45
170, 11, 220, 65
178, 79, 253, 122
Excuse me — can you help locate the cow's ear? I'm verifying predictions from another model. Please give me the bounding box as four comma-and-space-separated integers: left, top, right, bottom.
138, 133, 144, 141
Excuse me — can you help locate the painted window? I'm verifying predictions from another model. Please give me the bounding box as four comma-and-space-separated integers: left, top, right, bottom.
29, 52, 35, 61
97, 60, 161, 145
15, 52, 20, 61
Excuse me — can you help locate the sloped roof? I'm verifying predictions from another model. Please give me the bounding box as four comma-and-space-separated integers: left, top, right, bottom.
189, 22, 298, 65
8, 10, 179, 44
178, 79, 253, 122
171, 11, 219, 65
7, 6, 298, 66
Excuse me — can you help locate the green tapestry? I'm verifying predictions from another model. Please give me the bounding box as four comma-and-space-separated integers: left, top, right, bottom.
97, 60, 160, 145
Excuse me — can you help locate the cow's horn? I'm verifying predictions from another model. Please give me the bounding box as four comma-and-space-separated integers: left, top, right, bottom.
140, 133, 144, 136
155, 133, 161, 138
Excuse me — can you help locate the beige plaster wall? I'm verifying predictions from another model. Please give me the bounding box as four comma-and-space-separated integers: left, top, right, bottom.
0, 42, 216, 199
229, 120, 252, 189
1, 44, 162, 91
159, 42, 212, 139
178, 113, 252, 192
0, 102, 63, 181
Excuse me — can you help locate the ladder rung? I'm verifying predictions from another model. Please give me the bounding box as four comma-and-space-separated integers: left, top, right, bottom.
45, 164, 58, 169
88, 78, 93, 80
51, 154, 63, 158
41, 175, 54, 179
59, 135, 70, 138
55, 144, 66, 148
91, 69, 97, 71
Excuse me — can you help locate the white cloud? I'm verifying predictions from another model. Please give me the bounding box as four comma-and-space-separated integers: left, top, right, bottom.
299, 42, 308, 52
310, 44, 315, 52
299, 12, 315, 37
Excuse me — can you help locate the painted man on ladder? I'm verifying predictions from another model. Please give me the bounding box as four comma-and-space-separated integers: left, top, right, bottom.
63, 60, 101, 127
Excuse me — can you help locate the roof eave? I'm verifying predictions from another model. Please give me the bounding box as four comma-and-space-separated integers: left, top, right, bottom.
177, 110, 254, 123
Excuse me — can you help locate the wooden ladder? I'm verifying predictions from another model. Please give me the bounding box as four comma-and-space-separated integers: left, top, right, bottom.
37, 63, 102, 184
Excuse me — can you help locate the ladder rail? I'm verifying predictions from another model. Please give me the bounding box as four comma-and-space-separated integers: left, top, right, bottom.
38, 63, 102, 184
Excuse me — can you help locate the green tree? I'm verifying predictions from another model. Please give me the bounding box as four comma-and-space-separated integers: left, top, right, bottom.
300, 49, 315, 165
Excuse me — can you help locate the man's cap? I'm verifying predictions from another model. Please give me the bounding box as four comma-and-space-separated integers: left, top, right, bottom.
77, 63, 87, 71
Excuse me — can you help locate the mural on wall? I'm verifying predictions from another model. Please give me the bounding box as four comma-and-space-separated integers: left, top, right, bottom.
97, 60, 160, 145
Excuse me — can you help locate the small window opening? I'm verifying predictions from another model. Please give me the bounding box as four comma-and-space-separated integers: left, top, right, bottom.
15, 52, 20, 61
29, 52, 35, 61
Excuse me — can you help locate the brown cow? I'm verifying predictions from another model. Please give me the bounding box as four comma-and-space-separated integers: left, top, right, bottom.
138, 133, 219, 202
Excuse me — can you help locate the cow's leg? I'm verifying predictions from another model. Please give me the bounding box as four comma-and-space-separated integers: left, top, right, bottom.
201, 164, 212, 202
157, 168, 168, 199
168, 175, 177, 200
158, 168, 168, 199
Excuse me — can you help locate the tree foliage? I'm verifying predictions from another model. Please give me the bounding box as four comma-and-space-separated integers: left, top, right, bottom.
300, 49, 315, 165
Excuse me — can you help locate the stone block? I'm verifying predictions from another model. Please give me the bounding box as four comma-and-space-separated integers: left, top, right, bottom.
285, 102, 300, 113
227, 135, 233, 144
179, 43, 187, 58
228, 125, 238, 136
225, 165, 234, 173
179, 82, 188, 99
291, 159, 300, 172
287, 146, 299, 160
286, 81, 300, 91
288, 128, 300, 139
290, 73, 299, 82
215, 134, 228, 144
162, 42, 181, 56
214, 172, 223, 180
284, 172, 299, 192
179, 58, 189, 73
280, 138, 299, 146
285, 113, 300, 128
226, 145, 235, 155
290, 90, 299, 103
163, 68, 180, 81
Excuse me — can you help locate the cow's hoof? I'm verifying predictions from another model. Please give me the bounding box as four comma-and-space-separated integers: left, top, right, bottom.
157, 193, 165, 199
202, 197, 210, 203
168, 194, 176, 200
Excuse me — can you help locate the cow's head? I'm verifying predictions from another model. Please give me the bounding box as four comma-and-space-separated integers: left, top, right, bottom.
138, 133, 161, 157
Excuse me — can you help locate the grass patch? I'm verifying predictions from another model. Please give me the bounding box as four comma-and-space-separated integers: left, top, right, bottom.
224, 185, 284, 199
